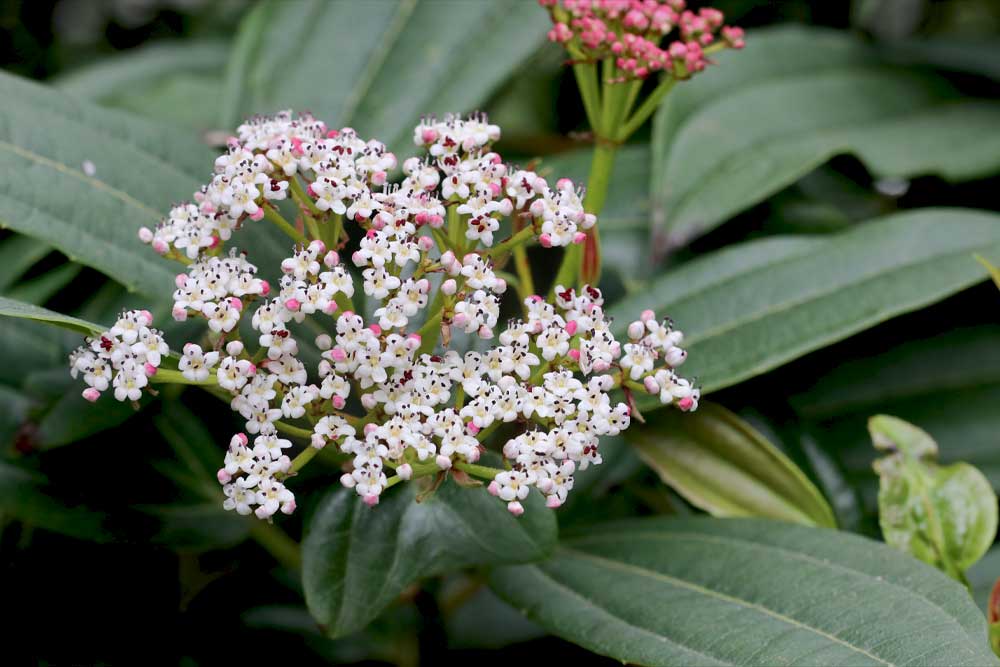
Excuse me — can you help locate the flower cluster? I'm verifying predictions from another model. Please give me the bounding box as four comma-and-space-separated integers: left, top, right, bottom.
540, 0, 744, 79
69, 310, 167, 403
70, 110, 699, 520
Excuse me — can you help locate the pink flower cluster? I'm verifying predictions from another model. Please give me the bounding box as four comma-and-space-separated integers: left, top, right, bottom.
540, 0, 744, 79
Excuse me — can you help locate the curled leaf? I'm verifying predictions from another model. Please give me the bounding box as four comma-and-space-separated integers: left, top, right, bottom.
870, 415, 998, 583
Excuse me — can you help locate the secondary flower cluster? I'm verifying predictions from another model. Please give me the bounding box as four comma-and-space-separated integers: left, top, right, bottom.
69, 111, 699, 520
540, 0, 745, 79
69, 310, 167, 403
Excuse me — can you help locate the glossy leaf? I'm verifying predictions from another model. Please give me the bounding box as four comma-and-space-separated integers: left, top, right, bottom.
490, 518, 998, 666
0, 295, 103, 335
0, 235, 52, 290
55, 39, 229, 104
0, 71, 215, 296
608, 208, 1000, 395
629, 403, 835, 527
303, 480, 556, 638
651, 27, 1000, 249
221, 0, 546, 156
870, 415, 998, 581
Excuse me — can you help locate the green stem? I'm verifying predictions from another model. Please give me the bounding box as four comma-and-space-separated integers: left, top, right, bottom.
274, 421, 314, 440
248, 521, 302, 571
453, 461, 504, 480
572, 62, 602, 131
485, 226, 535, 259
618, 77, 676, 140
550, 139, 617, 290
288, 445, 320, 474
264, 204, 307, 245
150, 368, 215, 386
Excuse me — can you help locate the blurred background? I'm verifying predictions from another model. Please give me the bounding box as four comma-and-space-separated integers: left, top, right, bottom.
2, 0, 999, 665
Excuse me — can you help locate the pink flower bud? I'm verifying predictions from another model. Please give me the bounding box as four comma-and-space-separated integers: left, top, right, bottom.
495, 278, 507, 294
209, 235, 221, 248
284, 298, 301, 312
644, 376, 661, 394
539, 233, 553, 248
641, 309, 656, 322
352, 251, 365, 266
281, 500, 296, 515
340, 473, 356, 488
361, 393, 377, 410
418, 236, 434, 251
421, 128, 438, 144
364, 422, 378, 436
451, 312, 468, 328
143, 362, 157, 377
397, 464, 413, 480
229, 297, 243, 311
331, 347, 347, 362
488, 481, 501, 496
441, 279, 457, 295
226, 341, 245, 356
546, 495, 563, 509
568, 349, 581, 362
407, 333, 422, 347
436, 455, 452, 470
363, 494, 380, 507
565, 320, 578, 336
478, 325, 493, 339
217, 469, 231, 484
678, 397, 695, 411
175, 274, 188, 288
627, 321, 645, 340
428, 214, 444, 228
152, 239, 169, 255
573, 232, 587, 244
368, 324, 382, 336
82, 387, 100, 402
593, 360, 611, 372
332, 395, 346, 409
323, 251, 339, 267
507, 501, 525, 516
466, 421, 481, 435
323, 301, 339, 315
440, 250, 455, 267
260, 280, 271, 296
172, 306, 188, 322
371, 171, 387, 186
309, 240, 326, 255
249, 208, 265, 221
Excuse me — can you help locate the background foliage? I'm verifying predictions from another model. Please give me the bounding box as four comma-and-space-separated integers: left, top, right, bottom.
2, 0, 1000, 665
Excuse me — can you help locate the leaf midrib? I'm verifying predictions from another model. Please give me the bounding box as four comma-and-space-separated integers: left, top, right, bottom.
568, 530, 981, 646
560, 546, 897, 666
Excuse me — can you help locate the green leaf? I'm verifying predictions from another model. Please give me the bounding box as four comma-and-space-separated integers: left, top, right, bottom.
0, 460, 110, 542
607, 208, 1000, 395
490, 518, 999, 666
629, 403, 836, 527
0, 295, 103, 335
54, 39, 229, 104
870, 415, 998, 581
0, 235, 52, 290
651, 27, 1000, 249
222, 0, 546, 156
7, 263, 83, 305
0, 71, 216, 296
303, 480, 556, 638
976, 254, 1000, 292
